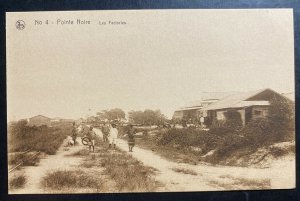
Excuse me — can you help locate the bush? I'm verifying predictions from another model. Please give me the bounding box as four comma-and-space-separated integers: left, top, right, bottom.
41, 170, 103, 190
8, 152, 40, 166
223, 110, 243, 131
9, 174, 26, 189
268, 97, 294, 129
157, 128, 224, 154
269, 146, 289, 158
211, 110, 243, 134
243, 97, 295, 146
8, 121, 71, 155
100, 152, 157, 191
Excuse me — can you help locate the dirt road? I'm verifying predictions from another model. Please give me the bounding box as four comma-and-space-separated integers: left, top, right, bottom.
9, 137, 86, 194
94, 128, 295, 191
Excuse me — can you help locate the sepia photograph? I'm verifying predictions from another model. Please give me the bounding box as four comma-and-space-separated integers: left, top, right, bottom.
6, 9, 295, 194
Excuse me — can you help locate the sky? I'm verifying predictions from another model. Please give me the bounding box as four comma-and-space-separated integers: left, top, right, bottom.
6, 9, 295, 121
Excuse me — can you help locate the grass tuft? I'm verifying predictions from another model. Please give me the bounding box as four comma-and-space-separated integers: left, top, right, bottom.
8, 152, 40, 166
9, 174, 26, 189
41, 170, 103, 190
99, 152, 158, 191
80, 142, 160, 192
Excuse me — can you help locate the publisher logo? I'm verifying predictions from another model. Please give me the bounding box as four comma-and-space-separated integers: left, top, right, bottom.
16, 20, 25, 30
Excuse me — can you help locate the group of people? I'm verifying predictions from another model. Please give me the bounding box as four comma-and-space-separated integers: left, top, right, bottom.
101, 121, 136, 152
71, 121, 136, 153
71, 122, 97, 152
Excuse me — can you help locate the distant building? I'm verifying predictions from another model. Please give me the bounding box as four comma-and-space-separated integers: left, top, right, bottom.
172, 91, 236, 122
173, 88, 294, 126
28, 115, 51, 126
50, 117, 61, 122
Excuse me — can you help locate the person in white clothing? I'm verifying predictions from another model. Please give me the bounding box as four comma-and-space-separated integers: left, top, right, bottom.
108, 123, 118, 149
200, 116, 205, 129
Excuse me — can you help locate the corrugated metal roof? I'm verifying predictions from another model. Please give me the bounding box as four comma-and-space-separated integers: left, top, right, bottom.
202, 89, 268, 110
235, 101, 269, 107
176, 106, 203, 111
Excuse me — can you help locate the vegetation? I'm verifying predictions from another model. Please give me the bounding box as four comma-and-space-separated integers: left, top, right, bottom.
41, 170, 103, 190
8, 152, 40, 166
8, 120, 71, 155
96, 108, 126, 121
128, 109, 168, 126
78, 140, 160, 192
101, 153, 158, 191
9, 174, 26, 189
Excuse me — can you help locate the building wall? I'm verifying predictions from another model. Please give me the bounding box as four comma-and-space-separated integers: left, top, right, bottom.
173, 111, 184, 120
251, 106, 269, 120
208, 106, 269, 127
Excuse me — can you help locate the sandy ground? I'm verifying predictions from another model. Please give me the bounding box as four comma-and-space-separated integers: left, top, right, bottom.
9, 128, 295, 193
9, 137, 86, 194
93, 128, 295, 192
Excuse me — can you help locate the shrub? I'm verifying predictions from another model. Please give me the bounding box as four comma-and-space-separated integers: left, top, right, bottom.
223, 110, 243, 131
41, 170, 103, 190
100, 152, 157, 191
8, 121, 71, 155
210, 110, 243, 134
9, 174, 26, 189
268, 97, 294, 129
157, 128, 223, 154
269, 146, 289, 158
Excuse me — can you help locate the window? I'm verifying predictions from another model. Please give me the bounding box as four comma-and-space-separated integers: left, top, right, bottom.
216, 111, 225, 120
254, 110, 262, 116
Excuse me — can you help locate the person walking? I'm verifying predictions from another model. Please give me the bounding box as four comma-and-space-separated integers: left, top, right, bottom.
71, 122, 77, 146
101, 120, 110, 143
127, 124, 135, 152
87, 126, 96, 152
108, 123, 118, 149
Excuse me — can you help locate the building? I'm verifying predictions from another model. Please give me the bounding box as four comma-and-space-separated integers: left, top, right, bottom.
173, 88, 294, 126
172, 91, 236, 122
50, 117, 61, 122
28, 115, 51, 126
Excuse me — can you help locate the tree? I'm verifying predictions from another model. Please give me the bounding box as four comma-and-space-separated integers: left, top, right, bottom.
9, 119, 28, 136
128, 109, 168, 126
243, 96, 295, 144
268, 97, 294, 131
96, 108, 126, 121
128, 110, 144, 124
